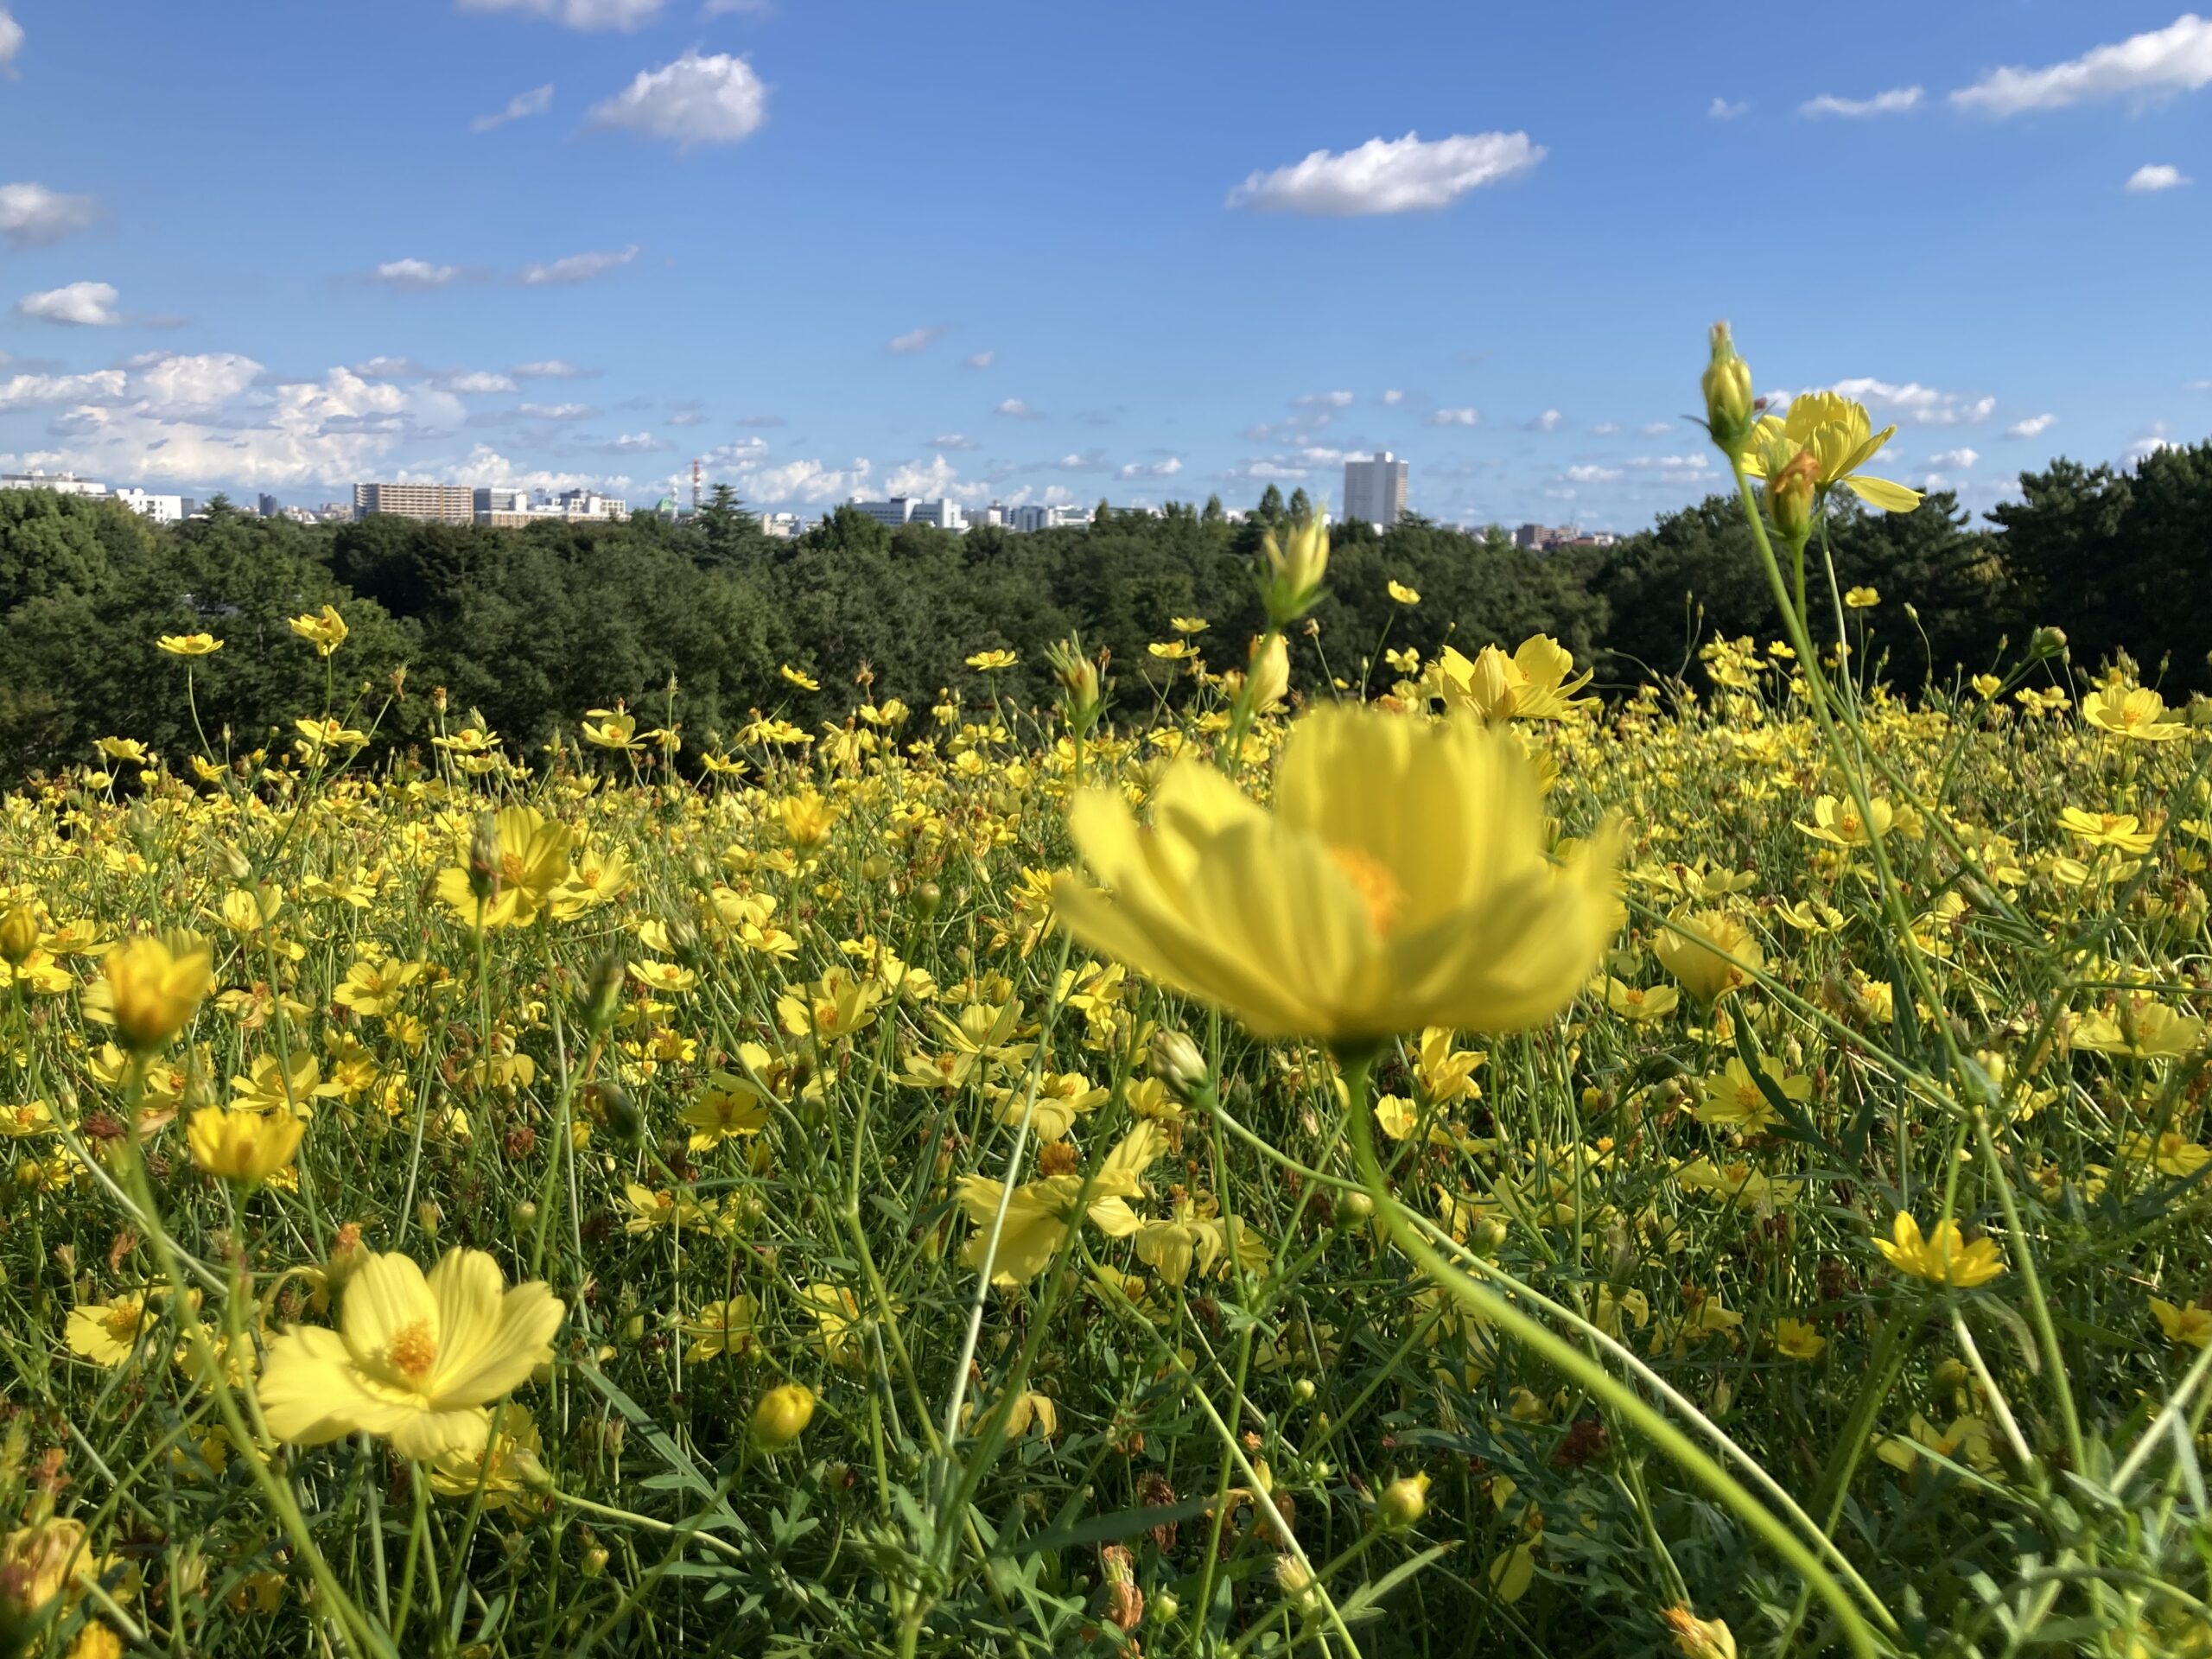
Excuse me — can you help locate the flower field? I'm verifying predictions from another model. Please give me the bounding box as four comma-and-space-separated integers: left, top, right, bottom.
3, 340, 2211, 1658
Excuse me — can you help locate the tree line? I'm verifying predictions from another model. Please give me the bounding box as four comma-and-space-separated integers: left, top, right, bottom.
0, 440, 2203, 779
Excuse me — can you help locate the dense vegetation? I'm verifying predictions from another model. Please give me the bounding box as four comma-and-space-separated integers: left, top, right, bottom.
0, 438, 2205, 780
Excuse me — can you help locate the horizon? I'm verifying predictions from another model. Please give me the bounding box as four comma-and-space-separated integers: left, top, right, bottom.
0, 1, 2205, 531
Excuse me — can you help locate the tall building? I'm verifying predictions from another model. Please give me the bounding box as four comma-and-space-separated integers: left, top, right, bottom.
257, 493, 281, 518
113, 487, 189, 524
1343, 451, 1408, 530
354, 482, 473, 524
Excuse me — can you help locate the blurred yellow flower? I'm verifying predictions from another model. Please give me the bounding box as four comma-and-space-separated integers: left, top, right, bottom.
1844, 586, 1881, 610
2150, 1298, 2212, 1349
87, 933, 213, 1052
1652, 910, 1763, 1005
188, 1105, 304, 1185
288, 604, 348, 655
157, 632, 222, 656
1796, 793, 1891, 847
1387, 581, 1421, 606
1052, 703, 1619, 1048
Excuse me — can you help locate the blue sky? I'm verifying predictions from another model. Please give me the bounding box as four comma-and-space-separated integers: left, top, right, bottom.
0, 0, 2205, 529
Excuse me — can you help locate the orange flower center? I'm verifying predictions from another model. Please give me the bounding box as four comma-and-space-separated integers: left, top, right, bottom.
499, 852, 527, 887
387, 1319, 438, 1382
1328, 846, 1406, 936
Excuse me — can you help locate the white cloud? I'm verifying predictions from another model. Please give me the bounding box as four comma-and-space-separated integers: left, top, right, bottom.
512, 359, 593, 378
1708, 96, 1751, 120
519, 245, 639, 285
882, 454, 990, 502
0, 369, 126, 410
702, 436, 770, 466
1952, 15, 2212, 117
1927, 446, 1980, 469
930, 433, 979, 450
2126, 435, 2181, 463
995, 397, 1041, 420
1528, 408, 1564, 432
443, 371, 519, 394
2189, 379, 2212, 391
964, 350, 995, 370
1380, 388, 1405, 405
887, 324, 946, 355
588, 51, 767, 149
18, 281, 119, 326
1626, 454, 1716, 479
1566, 464, 1622, 483
1226, 130, 1544, 215
456, 0, 664, 29
137, 353, 259, 406
2005, 413, 2057, 439
1589, 421, 1622, 435
352, 356, 426, 379
1054, 450, 1108, 472
702, 0, 773, 15
1296, 390, 1356, 408
1637, 421, 1674, 436
0, 182, 97, 248
473, 83, 555, 131
731, 411, 783, 426
740, 455, 872, 505
598, 431, 668, 454
1119, 456, 1183, 480
1799, 86, 1923, 118
515, 401, 596, 420
372, 257, 461, 290
410, 444, 629, 495
1824, 376, 1996, 426
0, 10, 21, 68
2127, 162, 2192, 192
1427, 407, 1479, 426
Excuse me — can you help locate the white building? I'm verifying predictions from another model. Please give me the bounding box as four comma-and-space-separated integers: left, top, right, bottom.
852, 496, 968, 533
473, 486, 629, 527
113, 487, 190, 524
758, 512, 806, 539
0, 469, 108, 498
1008, 503, 1092, 532
1343, 452, 1408, 530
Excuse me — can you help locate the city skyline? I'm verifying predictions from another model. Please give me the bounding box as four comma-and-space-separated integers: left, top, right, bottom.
0, 2, 2205, 529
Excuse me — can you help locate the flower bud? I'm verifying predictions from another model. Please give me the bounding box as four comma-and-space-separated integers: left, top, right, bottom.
1247, 632, 1290, 714
749, 1382, 817, 1450
1766, 449, 1819, 549
2027, 626, 2068, 660
1337, 1190, 1375, 1226
0, 905, 38, 967
1701, 322, 1756, 458
1662, 1606, 1738, 1659
1148, 1030, 1210, 1099
1378, 1471, 1431, 1530
1259, 517, 1331, 627
467, 814, 501, 903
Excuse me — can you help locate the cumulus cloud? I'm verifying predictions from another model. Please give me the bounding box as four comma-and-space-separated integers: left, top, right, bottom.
1226, 130, 1544, 215
442, 371, 519, 394
473, 83, 555, 131
995, 397, 1042, 420
596, 431, 669, 454
371, 257, 462, 290
1822, 377, 1996, 426
512, 359, 594, 379
2127, 162, 2192, 191
0, 9, 21, 69
0, 368, 126, 410
0, 182, 98, 248
1296, 390, 1356, 409
514, 401, 597, 420
1589, 421, 1622, 435
887, 324, 946, 355
1637, 421, 1674, 436
739, 455, 873, 505
1380, 389, 1405, 405
1708, 96, 1751, 119
588, 51, 767, 149
1927, 447, 1980, 469
930, 433, 979, 451
1528, 408, 1564, 432
456, 0, 664, 29
519, 245, 639, 285
1799, 86, 1923, 118
1566, 464, 1622, 483
1118, 456, 1182, 480
2005, 413, 2057, 439
1952, 14, 2212, 117
18, 281, 120, 326
1427, 407, 1479, 427
963, 350, 995, 370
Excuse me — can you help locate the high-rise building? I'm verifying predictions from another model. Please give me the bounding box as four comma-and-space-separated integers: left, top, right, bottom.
112, 487, 188, 524
1343, 452, 1408, 529
353, 482, 473, 524
257, 493, 281, 518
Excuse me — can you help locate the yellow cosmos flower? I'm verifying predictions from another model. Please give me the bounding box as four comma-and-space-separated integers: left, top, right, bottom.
2150, 1298, 2212, 1349
1052, 704, 1619, 1049
955, 1123, 1164, 1285
1742, 391, 1921, 513
435, 805, 574, 930
581, 707, 641, 750
1770, 1318, 1827, 1361
258, 1247, 563, 1460
2083, 684, 2187, 742
157, 632, 222, 656
779, 664, 821, 691
1387, 580, 1421, 606
680, 1297, 759, 1362
1427, 635, 1597, 722
1662, 1605, 1738, 1659
966, 649, 1019, 671
428, 1402, 545, 1510
1796, 793, 1891, 847
1604, 977, 1680, 1021
1844, 586, 1881, 610
1874, 1212, 2005, 1288
187, 1105, 304, 1185
67, 1292, 156, 1367
288, 603, 349, 655
87, 933, 213, 1052
1694, 1056, 1809, 1131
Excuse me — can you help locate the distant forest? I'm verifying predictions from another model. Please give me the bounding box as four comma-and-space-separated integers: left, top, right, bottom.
1, 438, 2206, 777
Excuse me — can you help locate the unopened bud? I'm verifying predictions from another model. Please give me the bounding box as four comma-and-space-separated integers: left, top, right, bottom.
0, 905, 37, 967
467, 814, 501, 902
2027, 626, 2068, 660
749, 1382, 817, 1450
1259, 518, 1331, 628
1247, 632, 1290, 714
580, 952, 624, 1033
1149, 1030, 1210, 1099
1379, 1471, 1431, 1530
1766, 449, 1819, 550
1701, 322, 1756, 457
